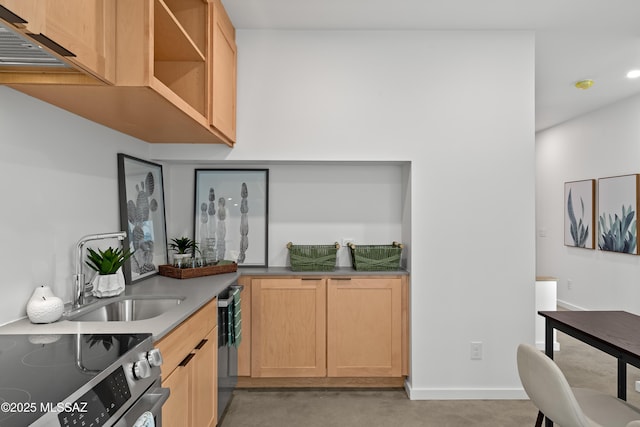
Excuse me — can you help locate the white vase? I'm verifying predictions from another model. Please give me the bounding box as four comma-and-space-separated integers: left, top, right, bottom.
91, 269, 125, 298
26, 285, 64, 324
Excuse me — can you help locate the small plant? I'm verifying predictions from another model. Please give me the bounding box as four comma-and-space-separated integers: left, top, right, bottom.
168, 237, 199, 255
86, 247, 134, 275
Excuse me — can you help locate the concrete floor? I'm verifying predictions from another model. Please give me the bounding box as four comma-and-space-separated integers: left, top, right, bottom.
220, 332, 640, 426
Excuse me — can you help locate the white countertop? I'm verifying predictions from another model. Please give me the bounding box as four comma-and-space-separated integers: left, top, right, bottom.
0, 272, 239, 340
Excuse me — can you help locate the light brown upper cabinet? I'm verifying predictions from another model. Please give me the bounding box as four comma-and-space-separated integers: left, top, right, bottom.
209, 0, 237, 142
0, 0, 116, 84
1, 0, 237, 146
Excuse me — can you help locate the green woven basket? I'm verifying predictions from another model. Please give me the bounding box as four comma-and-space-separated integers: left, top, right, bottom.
348, 242, 403, 271
287, 242, 340, 271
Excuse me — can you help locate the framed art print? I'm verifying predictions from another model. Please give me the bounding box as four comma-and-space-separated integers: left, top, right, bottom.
194, 169, 269, 267
598, 174, 639, 254
564, 179, 595, 249
117, 153, 168, 283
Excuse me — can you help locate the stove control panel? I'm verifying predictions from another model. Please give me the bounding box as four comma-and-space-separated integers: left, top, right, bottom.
58, 365, 131, 427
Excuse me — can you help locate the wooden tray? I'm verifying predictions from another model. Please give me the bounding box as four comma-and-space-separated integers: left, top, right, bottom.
158, 262, 238, 279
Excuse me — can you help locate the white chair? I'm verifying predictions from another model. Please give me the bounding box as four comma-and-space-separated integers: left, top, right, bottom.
517, 343, 640, 427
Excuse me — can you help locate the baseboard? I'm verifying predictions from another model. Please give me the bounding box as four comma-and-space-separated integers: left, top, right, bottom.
237, 376, 406, 388
557, 299, 586, 311
404, 379, 529, 400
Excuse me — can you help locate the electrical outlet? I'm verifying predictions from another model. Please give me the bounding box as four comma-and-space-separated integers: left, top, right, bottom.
470, 341, 483, 360
567, 279, 573, 290
342, 238, 355, 247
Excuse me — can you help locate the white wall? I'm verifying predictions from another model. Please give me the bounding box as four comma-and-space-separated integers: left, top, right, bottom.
164, 162, 405, 267
0, 86, 150, 325
536, 93, 640, 312
153, 30, 536, 399
0, 29, 535, 399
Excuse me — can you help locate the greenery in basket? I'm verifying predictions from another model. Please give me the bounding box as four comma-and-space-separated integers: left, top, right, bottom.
168, 237, 199, 255
86, 247, 134, 275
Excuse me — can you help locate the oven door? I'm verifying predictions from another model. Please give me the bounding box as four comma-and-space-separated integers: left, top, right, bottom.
112, 381, 169, 427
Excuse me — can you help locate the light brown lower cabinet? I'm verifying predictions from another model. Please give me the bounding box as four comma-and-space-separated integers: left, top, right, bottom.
191, 328, 218, 427
161, 360, 190, 426
251, 277, 327, 377
156, 299, 218, 426
327, 278, 402, 377
245, 275, 408, 383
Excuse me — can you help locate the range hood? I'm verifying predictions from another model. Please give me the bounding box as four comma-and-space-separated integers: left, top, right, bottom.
0, 21, 69, 67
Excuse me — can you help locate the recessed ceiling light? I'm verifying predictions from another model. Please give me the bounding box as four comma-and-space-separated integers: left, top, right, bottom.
574, 79, 594, 90
626, 70, 640, 79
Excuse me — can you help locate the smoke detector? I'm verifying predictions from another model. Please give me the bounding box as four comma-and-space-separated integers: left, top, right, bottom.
574, 79, 594, 90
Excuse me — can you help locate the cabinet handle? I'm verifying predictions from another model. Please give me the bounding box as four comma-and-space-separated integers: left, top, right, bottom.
301, 278, 321, 281
218, 295, 235, 307
333, 278, 352, 281
0, 5, 27, 24
194, 339, 208, 350
179, 353, 195, 367
28, 33, 76, 57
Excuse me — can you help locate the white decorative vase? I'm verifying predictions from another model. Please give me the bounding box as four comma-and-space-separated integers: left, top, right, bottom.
26, 285, 64, 324
91, 269, 125, 298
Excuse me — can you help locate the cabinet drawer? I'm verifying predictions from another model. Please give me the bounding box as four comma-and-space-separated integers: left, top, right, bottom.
156, 298, 217, 377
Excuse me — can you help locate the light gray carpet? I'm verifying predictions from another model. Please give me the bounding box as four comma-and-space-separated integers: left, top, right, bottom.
221, 332, 640, 426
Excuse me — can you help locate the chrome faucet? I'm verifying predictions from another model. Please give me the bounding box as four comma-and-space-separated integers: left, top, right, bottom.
72, 231, 127, 308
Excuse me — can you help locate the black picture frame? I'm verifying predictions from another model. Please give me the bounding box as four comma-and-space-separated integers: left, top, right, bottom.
117, 153, 168, 284
194, 169, 269, 267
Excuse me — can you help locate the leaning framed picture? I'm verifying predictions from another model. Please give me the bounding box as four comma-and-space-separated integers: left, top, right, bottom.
117, 153, 169, 283
597, 174, 640, 254
194, 169, 269, 267
564, 179, 595, 249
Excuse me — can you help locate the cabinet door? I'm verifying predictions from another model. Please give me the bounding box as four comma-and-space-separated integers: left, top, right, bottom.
252, 278, 326, 377
327, 278, 402, 377
209, 0, 237, 142
0, 0, 115, 82
192, 328, 217, 427
162, 362, 191, 427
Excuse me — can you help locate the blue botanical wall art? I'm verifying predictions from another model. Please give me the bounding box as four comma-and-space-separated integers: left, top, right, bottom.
597, 174, 639, 255
564, 180, 595, 249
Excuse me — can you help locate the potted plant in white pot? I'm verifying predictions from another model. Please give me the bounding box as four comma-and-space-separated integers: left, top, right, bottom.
86, 246, 133, 297
168, 237, 198, 267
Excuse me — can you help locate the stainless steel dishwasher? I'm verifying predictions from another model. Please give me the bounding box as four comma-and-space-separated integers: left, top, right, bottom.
217, 282, 242, 421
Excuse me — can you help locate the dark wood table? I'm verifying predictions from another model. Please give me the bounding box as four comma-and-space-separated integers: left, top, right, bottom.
538, 310, 640, 426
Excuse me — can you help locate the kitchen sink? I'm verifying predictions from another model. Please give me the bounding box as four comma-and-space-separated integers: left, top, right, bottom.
65, 296, 184, 322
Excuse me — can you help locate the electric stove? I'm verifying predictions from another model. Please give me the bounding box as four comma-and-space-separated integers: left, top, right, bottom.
0, 333, 167, 427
